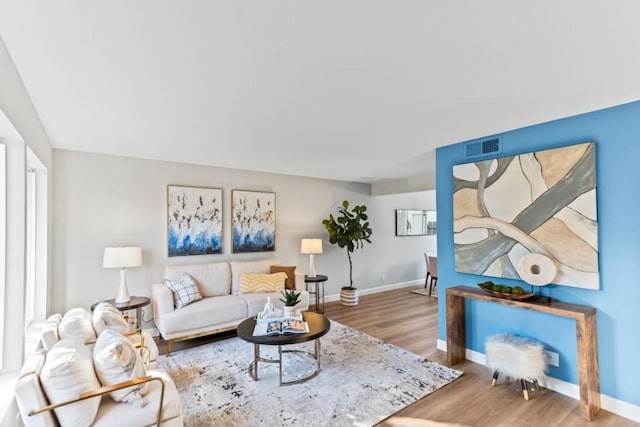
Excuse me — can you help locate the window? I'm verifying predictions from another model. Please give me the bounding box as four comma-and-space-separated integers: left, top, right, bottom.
24, 148, 47, 353
24, 168, 36, 326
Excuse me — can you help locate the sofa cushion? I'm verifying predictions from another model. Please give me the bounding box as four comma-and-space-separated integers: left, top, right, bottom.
230, 259, 278, 295
41, 314, 62, 351
270, 265, 296, 289
239, 272, 286, 294
40, 339, 102, 427
93, 329, 149, 406
92, 302, 129, 335
59, 307, 96, 342
164, 273, 203, 309
164, 262, 230, 297
159, 295, 248, 336
47, 313, 63, 324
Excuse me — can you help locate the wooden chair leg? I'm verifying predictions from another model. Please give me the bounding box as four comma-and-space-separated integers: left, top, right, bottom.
491, 370, 499, 387
424, 272, 431, 289
533, 379, 540, 391
428, 277, 437, 296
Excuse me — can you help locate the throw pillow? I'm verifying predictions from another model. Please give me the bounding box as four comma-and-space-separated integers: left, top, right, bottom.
164, 273, 202, 309
239, 272, 286, 293
93, 329, 149, 407
92, 302, 129, 335
41, 314, 62, 351
58, 307, 97, 342
40, 339, 102, 426
230, 259, 279, 295
270, 265, 296, 289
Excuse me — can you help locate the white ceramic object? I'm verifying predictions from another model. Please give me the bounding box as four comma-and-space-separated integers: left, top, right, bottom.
516, 253, 557, 286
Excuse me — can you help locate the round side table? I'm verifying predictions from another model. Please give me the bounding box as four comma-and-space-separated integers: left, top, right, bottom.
91, 296, 150, 331
304, 274, 327, 313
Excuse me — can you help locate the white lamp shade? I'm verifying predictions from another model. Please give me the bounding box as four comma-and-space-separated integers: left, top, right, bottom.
300, 239, 323, 254
102, 247, 143, 268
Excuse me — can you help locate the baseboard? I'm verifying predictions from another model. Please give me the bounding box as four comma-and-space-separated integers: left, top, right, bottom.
324, 280, 422, 303
436, 339, 640, 423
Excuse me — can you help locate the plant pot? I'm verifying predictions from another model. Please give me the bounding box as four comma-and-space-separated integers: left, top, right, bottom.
283, 306, 296, 318
340, 287, 359, 306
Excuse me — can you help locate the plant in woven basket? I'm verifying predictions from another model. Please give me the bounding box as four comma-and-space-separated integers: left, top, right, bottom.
322, 200, 373, 290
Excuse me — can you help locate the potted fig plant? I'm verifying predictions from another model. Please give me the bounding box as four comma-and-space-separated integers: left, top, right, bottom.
322, 200, 373, 306
280, 289, 301, 317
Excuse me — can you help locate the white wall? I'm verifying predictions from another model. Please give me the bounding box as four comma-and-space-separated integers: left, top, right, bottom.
53, 150, 436, 328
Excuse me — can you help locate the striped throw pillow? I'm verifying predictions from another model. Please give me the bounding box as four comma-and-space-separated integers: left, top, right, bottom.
164, 273, 202, 309
239, 272, 287, 294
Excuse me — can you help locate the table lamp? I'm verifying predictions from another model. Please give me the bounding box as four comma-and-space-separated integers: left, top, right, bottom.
300, 239, 322, 278
102, 246, 142, 303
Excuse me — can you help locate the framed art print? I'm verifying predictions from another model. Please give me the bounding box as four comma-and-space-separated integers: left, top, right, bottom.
232, 190, 275, 253
167, 185, 222, 256
452, 142, 599, 289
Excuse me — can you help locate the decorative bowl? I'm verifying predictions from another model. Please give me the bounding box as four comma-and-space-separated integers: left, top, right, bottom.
477, 284, 535, 301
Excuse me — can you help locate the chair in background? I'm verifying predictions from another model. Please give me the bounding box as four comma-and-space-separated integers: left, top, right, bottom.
426, 254, 438, 296
423, 253, 431, 289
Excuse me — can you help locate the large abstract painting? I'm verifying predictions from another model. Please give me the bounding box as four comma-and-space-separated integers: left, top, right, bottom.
167, 185, 222, 257
453, 142, 599, 290
232, 190, 276, 253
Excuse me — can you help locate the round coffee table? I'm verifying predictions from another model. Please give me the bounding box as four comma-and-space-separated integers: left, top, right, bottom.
237, 311, 331, 386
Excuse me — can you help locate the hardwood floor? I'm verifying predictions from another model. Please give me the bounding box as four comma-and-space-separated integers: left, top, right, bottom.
156, 285, 638, 426
324, 286, 637, 427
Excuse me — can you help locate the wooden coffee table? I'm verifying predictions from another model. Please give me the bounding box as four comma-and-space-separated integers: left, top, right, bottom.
237, 311, 331, 386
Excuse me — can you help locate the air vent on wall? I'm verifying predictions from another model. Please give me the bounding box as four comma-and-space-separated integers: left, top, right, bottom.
464, 136, 502, 158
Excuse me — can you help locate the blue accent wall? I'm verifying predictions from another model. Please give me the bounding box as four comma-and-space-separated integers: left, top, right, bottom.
436, 100, 640, 406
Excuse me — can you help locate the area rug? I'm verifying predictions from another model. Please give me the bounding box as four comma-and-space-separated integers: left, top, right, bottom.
159, 321, 462, 426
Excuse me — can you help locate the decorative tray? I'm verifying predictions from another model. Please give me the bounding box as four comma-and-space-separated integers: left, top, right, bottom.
477, 284, 535, 301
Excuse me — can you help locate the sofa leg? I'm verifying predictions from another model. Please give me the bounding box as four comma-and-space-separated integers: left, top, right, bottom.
521, 379, 530, 400
166, 340, 173, 356
491, 370, 499, 387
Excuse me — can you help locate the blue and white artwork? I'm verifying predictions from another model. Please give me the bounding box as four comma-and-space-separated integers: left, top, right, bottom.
168, 186, 222, 257
232, 190, 275, 253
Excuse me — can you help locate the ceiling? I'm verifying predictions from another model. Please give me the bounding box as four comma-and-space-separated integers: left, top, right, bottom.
1, 1, 640, 190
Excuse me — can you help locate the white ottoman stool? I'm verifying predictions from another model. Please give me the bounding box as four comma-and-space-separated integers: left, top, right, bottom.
485, 333, 547, 400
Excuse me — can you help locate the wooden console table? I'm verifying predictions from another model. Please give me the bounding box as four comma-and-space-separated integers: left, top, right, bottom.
446, 286, 600, 421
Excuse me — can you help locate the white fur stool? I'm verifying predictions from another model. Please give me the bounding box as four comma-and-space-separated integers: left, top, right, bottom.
485, 333, 547, 400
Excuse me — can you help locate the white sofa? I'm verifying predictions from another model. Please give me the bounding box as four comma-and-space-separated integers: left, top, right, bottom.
152, 259, 309, 354
14, 307, 183, 426
15, 349, 183, 427
39, 306, 160, 367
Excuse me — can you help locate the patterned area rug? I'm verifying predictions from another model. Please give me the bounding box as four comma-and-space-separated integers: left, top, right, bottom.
160, 321, 462, 426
